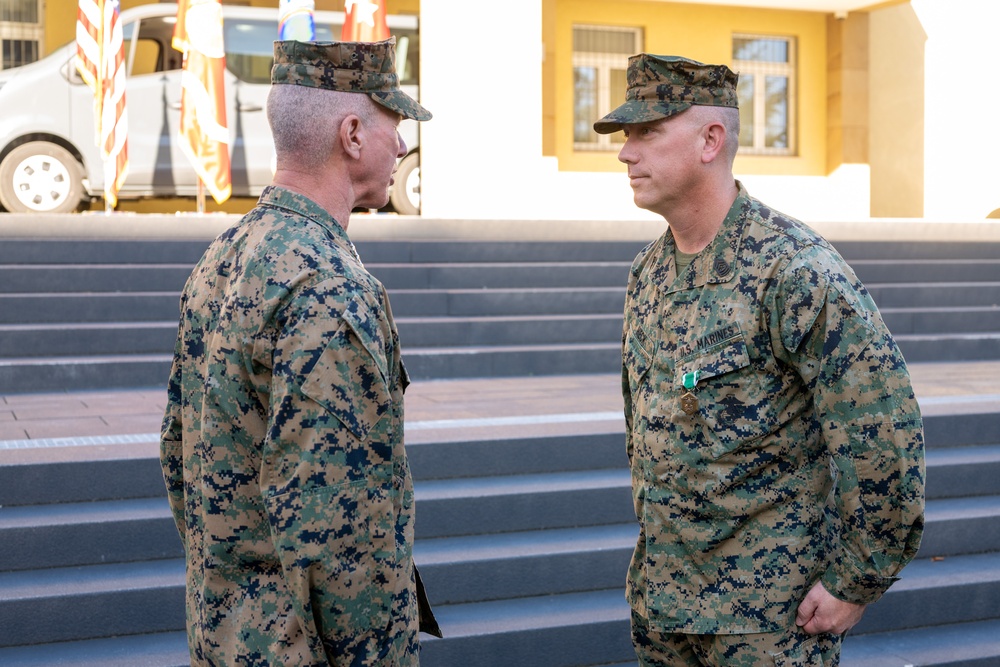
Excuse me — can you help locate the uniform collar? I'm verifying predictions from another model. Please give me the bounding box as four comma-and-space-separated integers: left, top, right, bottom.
257, 185, 353, 248
660, 181, 749, 294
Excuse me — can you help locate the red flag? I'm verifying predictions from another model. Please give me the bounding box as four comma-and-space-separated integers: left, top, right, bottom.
173, 0, 231, 204
341, 0, 389, 42
75, 0, 128, 208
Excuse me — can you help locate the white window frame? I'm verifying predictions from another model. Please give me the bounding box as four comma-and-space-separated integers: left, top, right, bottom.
572, 24, 642, 152
0, 0, 44, 71
732, 33, 797, 156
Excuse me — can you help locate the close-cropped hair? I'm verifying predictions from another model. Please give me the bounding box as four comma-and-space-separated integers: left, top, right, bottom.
687, 105, 741, 164
267, 85, 376, 169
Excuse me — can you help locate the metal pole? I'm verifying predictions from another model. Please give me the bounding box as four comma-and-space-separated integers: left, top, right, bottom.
197, 179, 206, 214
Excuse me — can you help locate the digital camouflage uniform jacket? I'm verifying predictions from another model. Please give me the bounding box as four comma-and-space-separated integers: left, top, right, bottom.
161, 186, 423, 665
622, 183, 925, 634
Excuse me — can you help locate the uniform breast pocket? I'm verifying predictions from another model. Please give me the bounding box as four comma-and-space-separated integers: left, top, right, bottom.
674, 335, 773, 458
623, 321, 653, 397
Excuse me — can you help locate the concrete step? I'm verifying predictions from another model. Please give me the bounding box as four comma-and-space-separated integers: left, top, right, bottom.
0, 442, 165, 507
0, 322, 177, 358
895, 332, 1000, 362
414, 468, 633, 540
408, 429, 625, 481
371, 262, 633, 290
403, 342, 621, 380
881, 306, 1000, 335
926, 443, 1000, 499
0, 265, 192, 294
0, 429, 628, 507
0, 354, 172, 393
842, 617, 1000, 667
851, 259, 1000, 284
0, 631, 190, 667
415, 523, 636, 605
0, 558, 185, 648
419, 587, 633, 667
0, 293, 179, 324
919, 495, 1000, 558
356, 240, 646, 264
0, 497, 180, 571
866, 282, 1000, 308
397, 313, 623, 347
832, 240, 1000, 262
388, 287, 627, 317
0, 239, 211, 265
923, 411, 1000, 449
852, 551, 1000, 635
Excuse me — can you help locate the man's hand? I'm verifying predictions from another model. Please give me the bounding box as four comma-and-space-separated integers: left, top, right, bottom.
795, 582, 867, 635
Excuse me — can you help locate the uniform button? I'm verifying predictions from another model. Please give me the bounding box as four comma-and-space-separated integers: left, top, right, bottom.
714, 259, 731, 275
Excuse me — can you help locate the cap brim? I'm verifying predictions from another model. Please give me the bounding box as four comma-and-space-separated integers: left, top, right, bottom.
372, 90, 432, 122
593, 99, 690, 134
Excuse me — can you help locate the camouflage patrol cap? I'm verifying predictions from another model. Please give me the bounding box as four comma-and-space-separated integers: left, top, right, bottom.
272, 38, 431, 121
593, 55, 737, 134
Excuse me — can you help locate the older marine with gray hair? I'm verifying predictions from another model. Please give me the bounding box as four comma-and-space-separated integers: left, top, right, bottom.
160, 37, 437, 667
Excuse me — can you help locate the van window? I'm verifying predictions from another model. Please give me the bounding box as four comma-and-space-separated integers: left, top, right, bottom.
125, 16, 181, 75
223, 17, 419, 86
131, 38, 162, 76
222, 18, 357, 84
224, 18, 279, 84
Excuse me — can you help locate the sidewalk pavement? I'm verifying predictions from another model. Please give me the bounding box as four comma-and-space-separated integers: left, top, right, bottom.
2, 361, 1000, 461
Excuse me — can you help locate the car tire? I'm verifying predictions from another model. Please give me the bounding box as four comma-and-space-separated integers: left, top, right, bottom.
0, 142, 86, 214
389, 151, 421, 216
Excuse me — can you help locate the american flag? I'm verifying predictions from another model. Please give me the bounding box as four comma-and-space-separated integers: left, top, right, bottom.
75, 0, 128, 208
342, 0, 389, 42
173, 0, 231, 205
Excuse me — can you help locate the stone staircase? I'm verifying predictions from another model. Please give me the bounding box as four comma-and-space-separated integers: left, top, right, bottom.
0, 235, 999, 666
2, 238, 1000, 392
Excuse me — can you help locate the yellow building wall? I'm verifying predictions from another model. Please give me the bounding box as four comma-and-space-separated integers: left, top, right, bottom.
548, 0, 828, 177
868, 1, 923, 217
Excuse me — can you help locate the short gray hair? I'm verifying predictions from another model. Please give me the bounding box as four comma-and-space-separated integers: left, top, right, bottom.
686, 105, 741, 164
267, 85, 376, 169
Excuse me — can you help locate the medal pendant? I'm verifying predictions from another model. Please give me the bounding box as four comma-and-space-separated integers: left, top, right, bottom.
680, 391, 699, 415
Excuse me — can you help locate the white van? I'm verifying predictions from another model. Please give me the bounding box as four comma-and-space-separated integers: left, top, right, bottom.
0, 3, 423, 214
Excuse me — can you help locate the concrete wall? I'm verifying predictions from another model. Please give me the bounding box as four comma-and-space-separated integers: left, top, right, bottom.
869, 3, 924, 218
912, 0, 1000, 220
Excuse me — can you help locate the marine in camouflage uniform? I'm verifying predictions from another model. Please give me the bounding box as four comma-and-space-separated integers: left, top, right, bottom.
160, 38, 438, 666
595, 55, 925, 665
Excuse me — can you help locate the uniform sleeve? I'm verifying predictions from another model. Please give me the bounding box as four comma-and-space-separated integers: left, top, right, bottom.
258, 280, 403, 660
160, 311, 188, 542
622, 327, 635, 466
773, 248, 925, 605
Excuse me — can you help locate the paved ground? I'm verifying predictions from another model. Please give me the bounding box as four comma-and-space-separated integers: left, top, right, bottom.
2, 361, 999, 463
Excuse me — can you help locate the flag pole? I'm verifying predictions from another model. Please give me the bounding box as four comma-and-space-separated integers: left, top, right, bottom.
77, 0, 128, 215
174, 0, 231, 214
196, 179, 205, 213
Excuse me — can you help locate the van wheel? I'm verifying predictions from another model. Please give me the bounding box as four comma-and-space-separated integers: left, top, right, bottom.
389, 151, 421, 215
0, 142, 86, 213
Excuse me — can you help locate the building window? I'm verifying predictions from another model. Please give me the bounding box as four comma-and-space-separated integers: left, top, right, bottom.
573, 24, 642, 151
0, 0, 42, 71
732, 34, 796, 155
